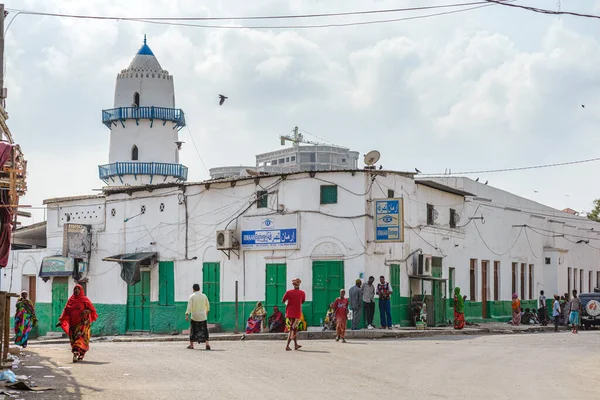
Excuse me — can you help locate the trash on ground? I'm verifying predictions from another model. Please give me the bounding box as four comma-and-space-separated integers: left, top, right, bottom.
23, 366, 43, 369
42, 376, 55, 378
0, 370, 17, 383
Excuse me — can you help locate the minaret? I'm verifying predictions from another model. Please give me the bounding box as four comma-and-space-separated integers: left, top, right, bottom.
99, 35, 188, 186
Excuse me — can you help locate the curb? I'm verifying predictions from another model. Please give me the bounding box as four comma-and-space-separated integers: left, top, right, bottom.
27, 325, 558, 346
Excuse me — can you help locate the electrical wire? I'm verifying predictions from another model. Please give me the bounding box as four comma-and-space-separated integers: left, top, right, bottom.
484, 0, 600, 20
473, 221, 523, 256
6, 2, 495, 26
420, 156, 600, 176
404, 220, 447, 257
185, 126, 209, 175
128, 5, 494, 29
524, 227, 540, 259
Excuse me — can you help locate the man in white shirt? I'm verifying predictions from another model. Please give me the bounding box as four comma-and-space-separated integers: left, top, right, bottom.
538, 290, 547, 326
185, 283, 211, 350
552, 295, 561, 332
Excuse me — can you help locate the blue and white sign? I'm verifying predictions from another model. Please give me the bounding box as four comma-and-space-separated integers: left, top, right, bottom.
374, 198, 404, 242
241, 214, 300, 250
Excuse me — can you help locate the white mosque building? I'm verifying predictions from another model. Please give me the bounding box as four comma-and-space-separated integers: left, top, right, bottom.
3, 38, 600, 338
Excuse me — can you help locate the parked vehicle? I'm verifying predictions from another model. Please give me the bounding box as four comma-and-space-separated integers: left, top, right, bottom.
579, 292, 600, 329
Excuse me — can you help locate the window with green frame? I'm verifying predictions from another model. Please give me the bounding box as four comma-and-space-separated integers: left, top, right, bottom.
320, 185, 338, 204
257, 190, 268, 208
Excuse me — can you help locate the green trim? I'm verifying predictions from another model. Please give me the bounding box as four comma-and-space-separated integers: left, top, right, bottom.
34, 297, 536, 336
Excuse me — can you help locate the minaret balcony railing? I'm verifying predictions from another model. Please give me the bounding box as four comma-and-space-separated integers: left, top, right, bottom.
102, 106, 186, 129
98, 162, 188, 184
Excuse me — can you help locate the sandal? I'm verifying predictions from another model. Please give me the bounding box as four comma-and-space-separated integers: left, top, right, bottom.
285, 347, 292, 351
205, 345, 211, 351
186, 345, 194, 349
73, 353, 79, 363
294, 345, 302, 350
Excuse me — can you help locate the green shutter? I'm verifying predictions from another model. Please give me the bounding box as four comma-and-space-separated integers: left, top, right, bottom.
320, 185, 338, 204
257, 191, 268, 208
158, 261, 174, 306
266, 264, 287, 313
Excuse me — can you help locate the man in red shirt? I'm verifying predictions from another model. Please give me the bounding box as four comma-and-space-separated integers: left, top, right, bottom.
332, 289, 349, 343
282, 278, 306, 351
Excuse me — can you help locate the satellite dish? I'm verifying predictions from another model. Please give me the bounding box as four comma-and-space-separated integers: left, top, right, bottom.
364, 150, 381, 166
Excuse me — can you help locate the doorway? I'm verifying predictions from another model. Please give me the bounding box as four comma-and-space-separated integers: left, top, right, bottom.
127, 270, 150, 331
265, 264, 287, 314
51, 277, 69, 328
482, 261, 489, 318
202, 263, 221, 324
432, 257, 445, 326
312, 260, 344, 326
389, 264, 401, 323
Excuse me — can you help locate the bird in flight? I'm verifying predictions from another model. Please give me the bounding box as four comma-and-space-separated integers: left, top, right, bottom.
219, 94, 228, 106
581, 104, 585, 108
415, 168, 422, 174
533, 190, 539, 193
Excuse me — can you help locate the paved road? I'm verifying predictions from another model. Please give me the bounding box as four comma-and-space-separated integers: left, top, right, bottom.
12, 332, 600, 399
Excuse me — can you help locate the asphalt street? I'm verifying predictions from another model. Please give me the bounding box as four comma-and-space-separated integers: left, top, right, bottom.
8, 331, 600, 400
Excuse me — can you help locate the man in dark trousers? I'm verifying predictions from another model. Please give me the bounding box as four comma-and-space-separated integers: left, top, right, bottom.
282, 278, 306, 351
362, 276, 376, 329
377, 276, 393, 329
348, 279, 363, 330
538, 290, 547, 326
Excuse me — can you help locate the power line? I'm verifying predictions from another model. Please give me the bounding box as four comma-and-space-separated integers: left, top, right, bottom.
185, 126, 209, 175
484, 0, 600, 20
474, 221, 524, 256
420, 156, 600, 176
7, 2, 493, 22
6, 3, 496, 30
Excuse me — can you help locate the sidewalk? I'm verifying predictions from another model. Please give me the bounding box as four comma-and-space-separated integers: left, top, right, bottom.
27, 322, 559, 346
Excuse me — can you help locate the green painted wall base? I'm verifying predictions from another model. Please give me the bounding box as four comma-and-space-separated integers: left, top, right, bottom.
33, 297, 545, 335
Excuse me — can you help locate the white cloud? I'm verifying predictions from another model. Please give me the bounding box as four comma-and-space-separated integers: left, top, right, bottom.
3, 0, 600, 222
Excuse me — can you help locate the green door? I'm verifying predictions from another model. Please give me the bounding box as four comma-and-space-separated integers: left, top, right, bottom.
312, 260, 344, 326
158, 261, 175, 306
203, 263, 221, 323
52, 277, 69, 327
390, 264, 401, 323
266, 264, 287, 314
127, 271, 150, 331
432, 258, 445, 326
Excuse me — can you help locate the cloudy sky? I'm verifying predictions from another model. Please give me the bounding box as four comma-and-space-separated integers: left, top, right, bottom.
5, 0, 600, 223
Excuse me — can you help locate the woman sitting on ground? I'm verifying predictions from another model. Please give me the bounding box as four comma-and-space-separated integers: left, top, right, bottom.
245, 302, 267, 334
267, 305, 285, 332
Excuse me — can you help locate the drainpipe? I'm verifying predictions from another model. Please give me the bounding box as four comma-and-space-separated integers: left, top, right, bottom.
181, 186, 197, 261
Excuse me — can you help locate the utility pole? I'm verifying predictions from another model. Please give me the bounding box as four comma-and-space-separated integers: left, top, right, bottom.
0, 4, 5, 106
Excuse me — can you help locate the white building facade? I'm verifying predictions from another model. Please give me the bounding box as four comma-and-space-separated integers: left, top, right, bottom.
3, 40, 599, 336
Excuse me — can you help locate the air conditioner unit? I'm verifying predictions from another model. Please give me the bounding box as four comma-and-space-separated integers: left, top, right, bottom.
414, 254, 433, 276
216, 230, 237, 250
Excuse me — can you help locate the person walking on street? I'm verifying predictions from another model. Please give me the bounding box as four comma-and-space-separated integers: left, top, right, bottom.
538, 290, 547, 326
185, 283, 211, 350
377, 276, 393, 329
14, 291, 37, 348
552, 295, 561, 332
569, 290, 581, 334
57, 284, 98, 363
333, 289, 349, 343
282, 278, 306, 351
362, 276, 376, 329
348, 279, 363, 330
562, 293, 570, 326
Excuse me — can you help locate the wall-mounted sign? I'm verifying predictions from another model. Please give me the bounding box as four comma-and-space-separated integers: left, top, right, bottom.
63, 223, 92, 261
39, 256, 76, 277
241, 214, 300, 250
374, 198, 404, 242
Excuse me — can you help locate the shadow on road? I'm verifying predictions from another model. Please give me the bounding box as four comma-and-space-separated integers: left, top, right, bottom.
17, 349, 104, 399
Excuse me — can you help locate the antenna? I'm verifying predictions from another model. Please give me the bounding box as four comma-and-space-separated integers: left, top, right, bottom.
363, 150, 381, 169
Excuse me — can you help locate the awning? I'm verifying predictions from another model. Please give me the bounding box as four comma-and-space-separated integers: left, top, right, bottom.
102, 252, 157, 286
409, 275, 448, 282
39, 256, 76, 278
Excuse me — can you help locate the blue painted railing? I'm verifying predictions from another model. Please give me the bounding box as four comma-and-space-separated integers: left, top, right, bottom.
102, 106, 186, 129
98, 162, 188, 182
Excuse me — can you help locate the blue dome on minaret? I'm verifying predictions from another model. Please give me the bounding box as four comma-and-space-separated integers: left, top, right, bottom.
137, 34, 154, 56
